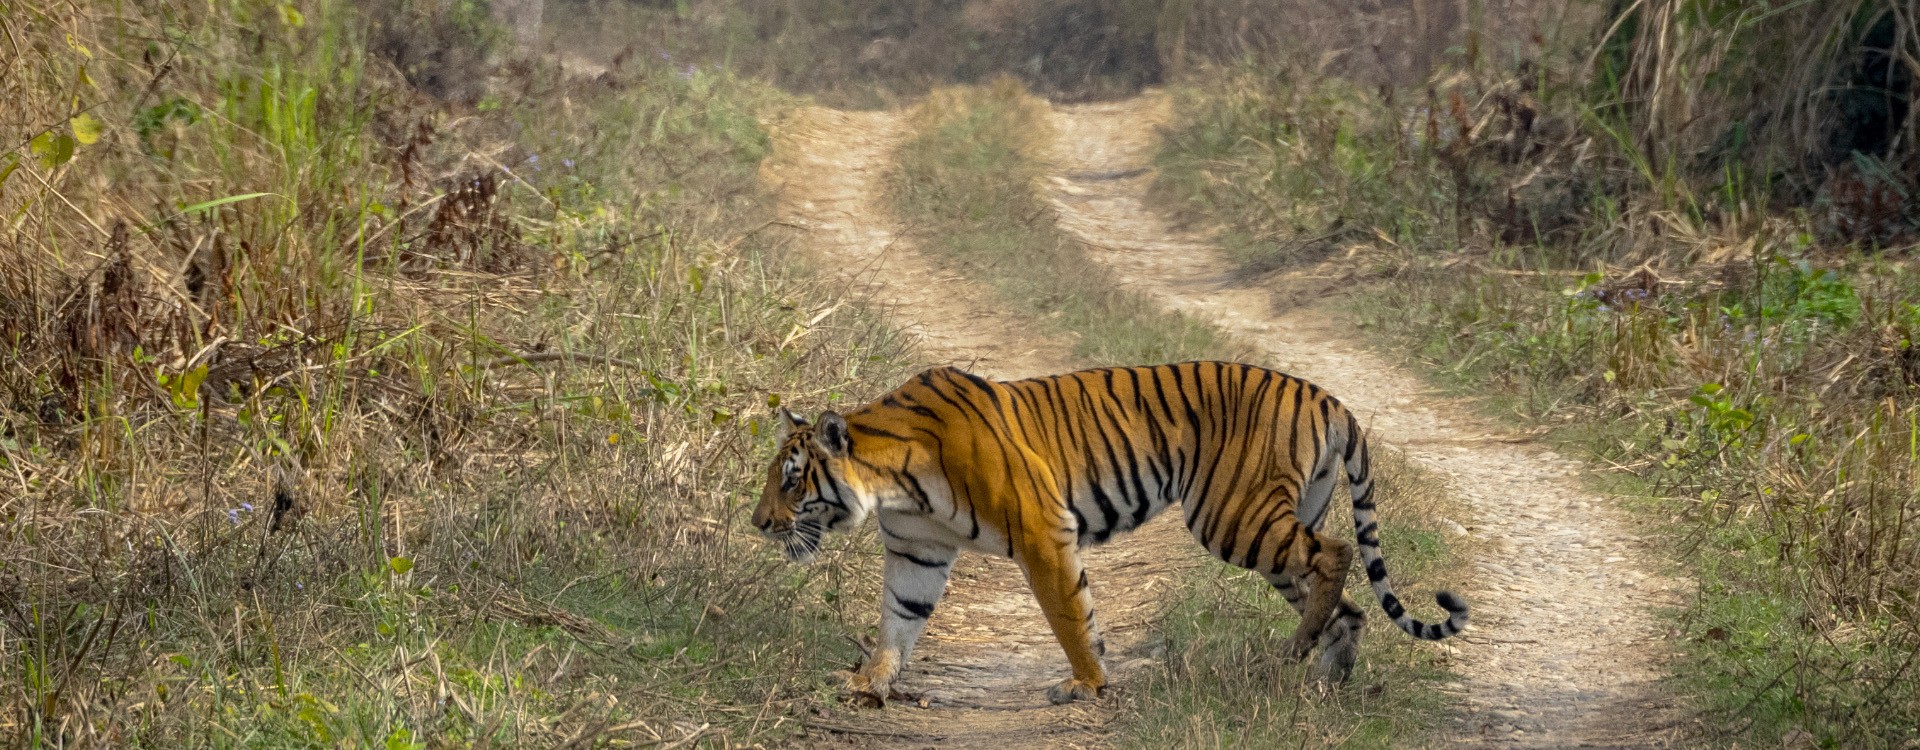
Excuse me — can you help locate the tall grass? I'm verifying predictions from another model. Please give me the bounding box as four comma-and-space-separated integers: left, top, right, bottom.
1153, 0, 1920, 744
889, 78, 1471, 747
1, 0, 908, 745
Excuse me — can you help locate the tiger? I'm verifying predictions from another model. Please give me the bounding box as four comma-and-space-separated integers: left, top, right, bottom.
752, 361, 1468, 705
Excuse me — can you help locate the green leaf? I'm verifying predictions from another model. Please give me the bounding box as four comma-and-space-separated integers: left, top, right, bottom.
70, 113, 104, 145
171, 364, 209, 409
277, 1, 306, 27
178, 192, 277, 215
387, 556, 414, 575
30, 132, 76, 168
384, 728, 424, 750
0, 154, 18, 193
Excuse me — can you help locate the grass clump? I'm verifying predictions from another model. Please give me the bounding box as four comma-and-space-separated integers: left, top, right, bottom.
1153, 1, 1920, 744
1, 0, 907, 745
891, 77, 1225, 365
890, 77, 1470, 748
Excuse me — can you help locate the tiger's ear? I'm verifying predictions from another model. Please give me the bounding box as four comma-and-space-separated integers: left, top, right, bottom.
775, 406, 807, 441
814, 410, 850, 457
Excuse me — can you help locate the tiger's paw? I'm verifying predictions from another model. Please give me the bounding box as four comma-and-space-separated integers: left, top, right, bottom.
833, 669, 889, 708
1278, 635, 1315, 664
1311, 642, 1358, 684
1046, 678, 1104, 705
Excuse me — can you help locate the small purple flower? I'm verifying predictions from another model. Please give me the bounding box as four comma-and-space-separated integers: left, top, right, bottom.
1625, 288, 1649, 300
657, 50, 672, 62
678, 64, 697, 80
1597, 304, 1611, 314
226, 509, 240, 525
563, 158, 575, 169
296, 582, 304, 590
241, 502, 254, 512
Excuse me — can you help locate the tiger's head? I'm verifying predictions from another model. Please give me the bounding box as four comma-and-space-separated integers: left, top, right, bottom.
754, 407, 870, 564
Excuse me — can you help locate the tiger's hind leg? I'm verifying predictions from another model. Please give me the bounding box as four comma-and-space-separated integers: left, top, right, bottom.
1265, 572, 1366, 683
1270, 526, 1354, 673
1294, 453, 1365, 682
1265, 472, 1366, 682
1202, 493, 1358, 679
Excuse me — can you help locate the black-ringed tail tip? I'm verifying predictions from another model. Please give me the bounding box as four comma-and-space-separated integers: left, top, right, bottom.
1385, 590, 1471, 641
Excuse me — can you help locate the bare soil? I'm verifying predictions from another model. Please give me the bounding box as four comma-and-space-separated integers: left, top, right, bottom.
1041, 93, 1690, 749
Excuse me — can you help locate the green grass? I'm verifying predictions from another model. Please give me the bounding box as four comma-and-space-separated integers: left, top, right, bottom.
1, 0, 910, 745
890, 77, 1470, 748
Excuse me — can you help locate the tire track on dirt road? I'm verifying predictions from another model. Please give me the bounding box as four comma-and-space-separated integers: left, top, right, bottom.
1040, 93, 1690, 749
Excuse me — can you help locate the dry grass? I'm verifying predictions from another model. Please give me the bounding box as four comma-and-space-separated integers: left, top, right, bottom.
1, 0, 911, 745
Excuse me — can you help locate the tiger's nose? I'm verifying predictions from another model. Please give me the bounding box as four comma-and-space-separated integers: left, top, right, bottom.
753, 514, 786, 536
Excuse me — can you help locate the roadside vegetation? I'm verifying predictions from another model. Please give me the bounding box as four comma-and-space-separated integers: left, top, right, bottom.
890, 78, 1472, 747
2, 0, 910, 745
1152, 1, 1920, 745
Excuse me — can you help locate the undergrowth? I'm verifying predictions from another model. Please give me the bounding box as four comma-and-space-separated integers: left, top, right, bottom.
1, 0, 907, 745
891, 78, 1470, 748
1154, 0, 1920, 745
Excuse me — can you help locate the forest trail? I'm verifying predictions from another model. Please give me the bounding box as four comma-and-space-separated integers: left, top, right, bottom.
1040, 93, 1689, 748
761, 106, 1201, 748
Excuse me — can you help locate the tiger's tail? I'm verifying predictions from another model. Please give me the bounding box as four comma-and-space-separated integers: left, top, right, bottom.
1341, 410, 1469, 641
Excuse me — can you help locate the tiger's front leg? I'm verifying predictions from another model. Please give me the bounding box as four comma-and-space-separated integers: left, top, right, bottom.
846, 540, 957, 707
1019, 538, 1107, 704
